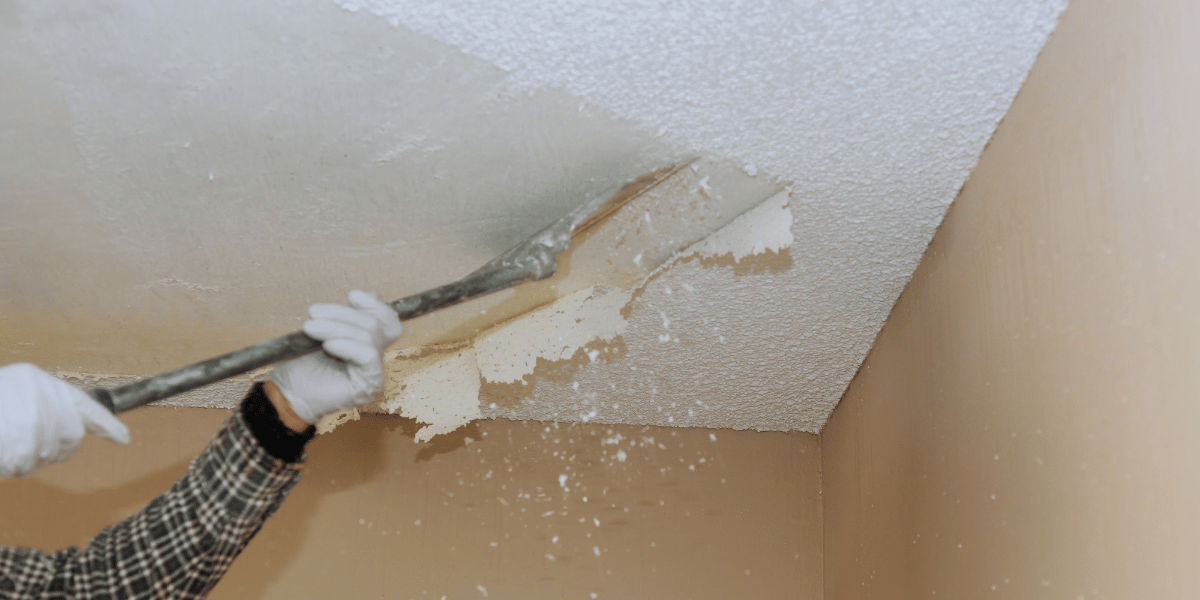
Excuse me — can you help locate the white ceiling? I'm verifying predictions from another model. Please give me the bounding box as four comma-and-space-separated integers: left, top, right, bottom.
1, 0, 1066, 433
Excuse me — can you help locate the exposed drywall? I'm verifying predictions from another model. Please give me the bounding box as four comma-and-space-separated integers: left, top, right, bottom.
822, 0, 1200, 596
0, 406, 823, 599
2, 0, 1066, 432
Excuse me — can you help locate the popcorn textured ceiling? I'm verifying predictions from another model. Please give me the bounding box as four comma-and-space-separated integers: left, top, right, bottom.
2, 0, 1066, 432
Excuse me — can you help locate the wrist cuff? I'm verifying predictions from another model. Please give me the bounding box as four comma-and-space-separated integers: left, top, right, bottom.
241, 382, 316, 463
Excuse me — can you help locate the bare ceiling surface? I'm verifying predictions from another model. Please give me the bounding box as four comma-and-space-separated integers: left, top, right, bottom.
1, 0, 1066, 433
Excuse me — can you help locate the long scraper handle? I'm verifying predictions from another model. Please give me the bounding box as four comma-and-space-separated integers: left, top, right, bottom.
88, 249, 551, 414
85, 160, 690, 414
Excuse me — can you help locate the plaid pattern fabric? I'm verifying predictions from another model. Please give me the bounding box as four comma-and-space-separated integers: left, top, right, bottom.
0, 411, 304, 599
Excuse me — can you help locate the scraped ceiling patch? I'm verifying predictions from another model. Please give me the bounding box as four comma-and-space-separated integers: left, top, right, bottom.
338, 190, 793, 439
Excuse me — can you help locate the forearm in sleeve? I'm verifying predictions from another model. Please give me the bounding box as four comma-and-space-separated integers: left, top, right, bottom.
0, 383, 314, 599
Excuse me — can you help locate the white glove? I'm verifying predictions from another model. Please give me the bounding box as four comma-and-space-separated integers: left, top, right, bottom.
0, 363, 131, 478
269, 290, 404, 424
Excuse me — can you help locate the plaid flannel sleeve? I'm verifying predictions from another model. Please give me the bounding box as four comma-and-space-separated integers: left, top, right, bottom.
0, 385, 310, 599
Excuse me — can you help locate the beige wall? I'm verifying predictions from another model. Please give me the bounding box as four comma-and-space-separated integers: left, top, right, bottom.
822, 0, 1200, 598
0, 407, 822, 599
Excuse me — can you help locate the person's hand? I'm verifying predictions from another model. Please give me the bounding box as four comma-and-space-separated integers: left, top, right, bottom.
268, 290, 403, 424
0, 363, 130, 477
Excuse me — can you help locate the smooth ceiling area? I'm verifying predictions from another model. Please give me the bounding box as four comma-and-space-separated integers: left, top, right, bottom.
2, 0, 1066, 432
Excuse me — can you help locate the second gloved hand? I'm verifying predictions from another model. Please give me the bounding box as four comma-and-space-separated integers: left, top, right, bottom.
268, 290, 404, 424
0, 363, 130, 478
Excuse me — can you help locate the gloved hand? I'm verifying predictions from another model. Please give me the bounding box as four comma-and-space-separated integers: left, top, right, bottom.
0, 363, 131, 477
269, 290, 404, 424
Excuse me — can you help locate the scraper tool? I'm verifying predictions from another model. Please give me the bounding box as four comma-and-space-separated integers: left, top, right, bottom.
87, 161, 693, 413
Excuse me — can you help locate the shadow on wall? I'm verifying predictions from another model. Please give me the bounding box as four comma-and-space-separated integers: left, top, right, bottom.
217, 415, 433, 597
0, 462, 187, 552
